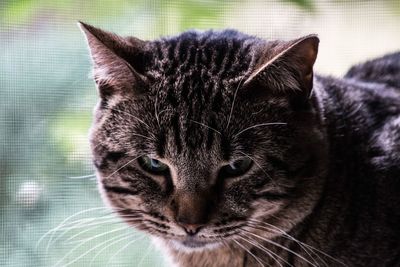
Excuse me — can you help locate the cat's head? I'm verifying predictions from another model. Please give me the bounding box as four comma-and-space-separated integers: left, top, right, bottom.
80, 22, 327, 252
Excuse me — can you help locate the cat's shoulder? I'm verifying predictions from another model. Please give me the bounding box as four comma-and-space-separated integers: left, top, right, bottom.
345, 51, 400, 89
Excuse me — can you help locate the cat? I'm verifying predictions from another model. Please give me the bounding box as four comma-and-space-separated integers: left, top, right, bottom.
79, 21, 400, 267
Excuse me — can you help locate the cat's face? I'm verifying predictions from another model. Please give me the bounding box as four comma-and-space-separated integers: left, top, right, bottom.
81, 23, 328, 252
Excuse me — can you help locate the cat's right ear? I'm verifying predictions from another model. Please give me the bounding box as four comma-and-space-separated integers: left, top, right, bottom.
78, 22, 147, 99
241, 35, 319, 104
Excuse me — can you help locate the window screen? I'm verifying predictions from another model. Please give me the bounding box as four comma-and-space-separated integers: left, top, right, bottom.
1, 1, 399, 266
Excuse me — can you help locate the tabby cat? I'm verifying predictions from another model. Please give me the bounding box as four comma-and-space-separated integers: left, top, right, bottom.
79, 22, 400, 266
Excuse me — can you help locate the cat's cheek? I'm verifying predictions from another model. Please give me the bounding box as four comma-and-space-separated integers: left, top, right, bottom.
95, 172, 145, 211
250, 199, 286, 216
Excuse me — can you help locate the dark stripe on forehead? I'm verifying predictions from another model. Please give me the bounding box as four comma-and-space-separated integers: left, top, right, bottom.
166, 89, 179, 108
221, 40, 241, 79
156, 129, 166, 157
154, 41, 163, 61
212, 88, 224, 112
186, 41, 197, 68
213, 48, 225, 74
177, 36, 187, 62
221, 135, 231, 161
206, 115, 218, 150
171, 113, 182, 153
165, 39, 179, 75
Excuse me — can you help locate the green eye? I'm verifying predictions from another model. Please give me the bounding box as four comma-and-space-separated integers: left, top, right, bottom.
138, 156, 169, 175
220, 158, 253, 178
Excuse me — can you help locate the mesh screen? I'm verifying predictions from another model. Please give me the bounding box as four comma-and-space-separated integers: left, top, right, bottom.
1, 1, 399, 266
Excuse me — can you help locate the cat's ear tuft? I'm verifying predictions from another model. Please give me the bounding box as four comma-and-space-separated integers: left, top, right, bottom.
243, 35, 319, 99
78, 22, 148, 99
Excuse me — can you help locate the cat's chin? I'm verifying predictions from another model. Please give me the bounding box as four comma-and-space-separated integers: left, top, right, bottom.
169, 238, 221, 253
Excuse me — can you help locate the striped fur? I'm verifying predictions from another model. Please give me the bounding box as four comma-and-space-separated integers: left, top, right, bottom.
81, 23, 400, 266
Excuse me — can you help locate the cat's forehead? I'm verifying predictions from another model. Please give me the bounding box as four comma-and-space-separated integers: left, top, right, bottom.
146, 30, 258, 85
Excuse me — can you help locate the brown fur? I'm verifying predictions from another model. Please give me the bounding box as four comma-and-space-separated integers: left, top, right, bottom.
80, 22, 400, 266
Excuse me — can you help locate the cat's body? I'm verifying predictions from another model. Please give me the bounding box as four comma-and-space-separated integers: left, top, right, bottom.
79, 23, 400, 266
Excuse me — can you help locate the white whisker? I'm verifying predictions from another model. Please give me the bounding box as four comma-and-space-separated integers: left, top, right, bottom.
234, 122, 287, 138
64, 226, 129, 245
226, 75, 246, 129
105, 234, 146, 265
37, 207, 112, 250
232, 239, 265, 267
138, 241, 153, 267
190, 119, 222, 135
68, 174, 96, 179
238, 235, 286, 267
157, 108, 173, 118
238, 151, 278, 187
248, 219, 326, 267
62, 219, 125, 244
109, 106, 151, 129
243, 229, 318, 267
89, 233, 143, 267
105, 155, 142, 179
54, 230, 132, 267
154, 87, 161, 128
252, 217, 347, 266
131, 133, 155, 141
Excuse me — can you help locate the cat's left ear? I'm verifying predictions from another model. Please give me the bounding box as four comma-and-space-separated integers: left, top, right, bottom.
78, 22, 147, 99
243, 35, 319, 99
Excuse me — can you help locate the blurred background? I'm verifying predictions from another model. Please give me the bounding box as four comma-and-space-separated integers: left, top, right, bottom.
1, 0, 399, 266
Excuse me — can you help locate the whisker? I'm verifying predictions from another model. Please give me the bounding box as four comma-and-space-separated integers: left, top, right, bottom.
89, 233, 143, 267
68, 174, 96, 179
131, 133, 156, 141
61, 219, 131, 245
157, 108, 173, 119
108, 106, 152, 130
226, 75, 246, 129
237, 235, 286, 267
43, 209, 131, 251
63, 226, 129, 246
237, 151, 278, 187
247, 219, 326, 267
89, 235, 134, 267
37, 207, 113, 250
234, 122, 287, 138
251, 217, 346, 266
243, 229, 318, 267
105, 235, 146, 265
104, 155, 142, 179
60, 214, 140, 234
137, 242, 153, 267
54, 229, 134, 267
232, 239, 265, 267
190, 119, 222, 135
154, 86, 162, 128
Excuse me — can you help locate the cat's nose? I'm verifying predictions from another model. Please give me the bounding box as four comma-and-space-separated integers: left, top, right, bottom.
170, 190, 213, 235
177, 221, 203, 236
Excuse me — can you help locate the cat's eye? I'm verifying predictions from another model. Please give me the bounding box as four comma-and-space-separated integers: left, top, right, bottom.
219, 158, 253, 178
138, 156, 169, 175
